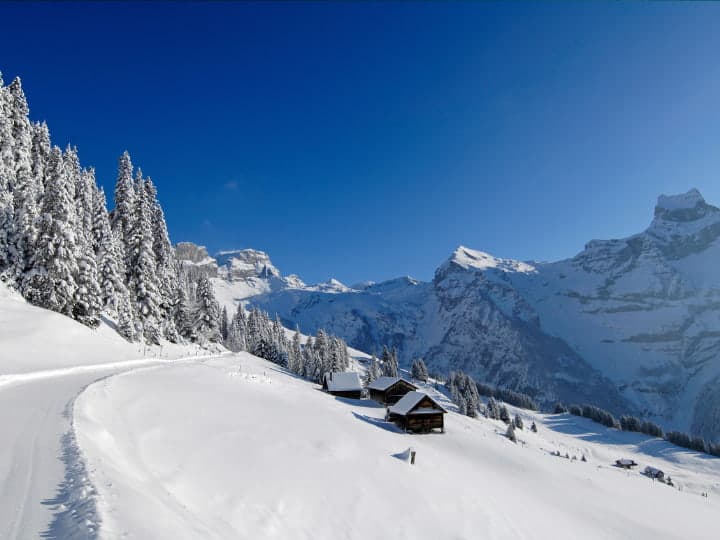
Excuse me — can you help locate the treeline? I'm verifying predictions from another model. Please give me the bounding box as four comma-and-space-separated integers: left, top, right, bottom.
555, 402, 720, 457
446, 370, 538, 417
0, 74, 222, 345
476, 381, 538, 411
225, 305, 350, 383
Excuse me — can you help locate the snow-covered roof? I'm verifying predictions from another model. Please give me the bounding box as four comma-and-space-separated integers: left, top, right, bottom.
367, 376, 416, 391
325, 372, 362, 392
388, 391, 447, 416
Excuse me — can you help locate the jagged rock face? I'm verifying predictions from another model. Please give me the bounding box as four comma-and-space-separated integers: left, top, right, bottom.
175, 242, 218, 279
216, 249, 282, 282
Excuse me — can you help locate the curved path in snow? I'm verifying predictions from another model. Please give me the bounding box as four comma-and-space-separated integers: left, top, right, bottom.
0, 356, 219, 540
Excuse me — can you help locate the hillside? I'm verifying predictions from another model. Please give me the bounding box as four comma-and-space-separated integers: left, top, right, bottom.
193, 190, 720, 442
73, 351, 720, 539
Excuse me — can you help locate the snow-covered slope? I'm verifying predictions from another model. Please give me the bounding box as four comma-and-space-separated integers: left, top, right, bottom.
0, 281, 222, 539
74, 352, 720, 539
208, 190, 720, 442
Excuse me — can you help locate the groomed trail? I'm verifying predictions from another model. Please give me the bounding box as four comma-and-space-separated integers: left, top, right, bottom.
0, 355, 223, 540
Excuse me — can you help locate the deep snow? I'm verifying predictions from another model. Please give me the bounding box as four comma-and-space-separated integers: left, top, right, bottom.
75, 352, 720, 540
0, 283, 222, 539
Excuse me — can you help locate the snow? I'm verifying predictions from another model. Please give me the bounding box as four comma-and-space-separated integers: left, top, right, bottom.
449, 245, 537, 274
367, 376, 414, 391
656, 188, 705, 211
74, 352, 720, 539
325, 371, 362, 392
0, 282, 222, 538
388, 391, 445, 415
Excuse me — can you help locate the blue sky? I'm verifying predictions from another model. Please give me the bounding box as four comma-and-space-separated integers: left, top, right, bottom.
2, 2, 720, 284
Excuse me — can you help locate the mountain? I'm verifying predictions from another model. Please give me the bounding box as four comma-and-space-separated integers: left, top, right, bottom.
201, 189, 720, 441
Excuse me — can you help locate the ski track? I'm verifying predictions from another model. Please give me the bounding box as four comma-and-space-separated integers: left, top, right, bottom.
0, 354, 225, 540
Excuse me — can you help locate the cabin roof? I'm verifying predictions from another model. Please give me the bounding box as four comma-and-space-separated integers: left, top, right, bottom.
616, 458, 637, 466
367, 376, 417, 391
325, 372, 362, 392
388, 391, 447, 416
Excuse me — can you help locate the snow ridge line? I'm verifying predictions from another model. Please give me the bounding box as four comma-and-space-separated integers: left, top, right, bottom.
0, 352, 230, 389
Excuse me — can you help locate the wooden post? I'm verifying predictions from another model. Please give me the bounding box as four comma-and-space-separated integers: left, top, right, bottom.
410, 449, 416, 465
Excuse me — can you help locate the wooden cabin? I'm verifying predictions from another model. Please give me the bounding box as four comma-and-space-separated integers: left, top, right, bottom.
387, 391, 447, 433
615, 458, 638, 469
322, 372, 363, 399
643, 466, 664, 480
367, 376, 417, 405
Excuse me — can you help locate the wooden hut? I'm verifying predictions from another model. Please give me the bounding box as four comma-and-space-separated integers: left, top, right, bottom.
387, 391, 447, 433
615, 458, 638, 469
367, 376, 417, 405
322, 372, 363, 399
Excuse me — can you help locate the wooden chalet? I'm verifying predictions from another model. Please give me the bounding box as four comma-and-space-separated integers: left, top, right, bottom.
367, 376, 417, 405
322, 372, 363, 399
615, 458, 638, 469
387, 391, 447, 433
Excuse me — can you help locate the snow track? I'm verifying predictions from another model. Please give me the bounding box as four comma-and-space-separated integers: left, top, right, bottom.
0, 354, 223, 539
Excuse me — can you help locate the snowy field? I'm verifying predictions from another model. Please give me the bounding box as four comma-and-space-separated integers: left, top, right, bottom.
0, 283, 221, 538
75, 352, 720, 540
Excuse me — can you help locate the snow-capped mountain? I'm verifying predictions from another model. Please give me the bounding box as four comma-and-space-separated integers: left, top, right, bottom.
203, 189, 720, 441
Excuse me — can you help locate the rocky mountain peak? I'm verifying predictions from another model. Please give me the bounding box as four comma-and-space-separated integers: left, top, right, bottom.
653, 188, 719, 223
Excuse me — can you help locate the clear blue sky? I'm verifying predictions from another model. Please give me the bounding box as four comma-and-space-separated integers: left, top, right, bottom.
3, 2, 720, 284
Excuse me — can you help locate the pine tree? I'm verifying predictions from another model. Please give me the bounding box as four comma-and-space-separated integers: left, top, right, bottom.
191, 276, 221, 343
0, 78, 17, 277
23, 147, 78, 315
226, 305, 247, 352
506, 423, 517, 443
112, 151, 135, 274
126, 174, 163, 343
289, 327, 303, 373
365, 354, 381, 384
143, 177, 177, 330
71, 164, 101, 327
8, 77, 38, 281
411, 358, 429, 382
530, 421, 538, 433
499, 405, 511, 425
514, 414, 524, 430
220, 305, 229, 341
92, 186, 129, 313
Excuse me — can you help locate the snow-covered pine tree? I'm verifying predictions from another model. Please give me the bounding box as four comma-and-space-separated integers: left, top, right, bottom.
314, 329, 330, 373
191, 276, 222, 343
126, 172, 163, 343
112, 151, 135, 275
514, 414, 524, 430
411, 358, 429, 381
23, 147, 78, 316
226, 304, 247, 352
30, 121, 50, 195
0, 76, 17, 277
381, 345, 399, 377
220, 305, 229, 341
92, 186, 130, 314
365, 354, 381, 384
143, 177, 178, 340
499, 404, 511, 424
172, 285, 192, 340
506, 423, 517, 443
289, 327, 303, 374
8, 77, 38, 281
71, 163, 102, 327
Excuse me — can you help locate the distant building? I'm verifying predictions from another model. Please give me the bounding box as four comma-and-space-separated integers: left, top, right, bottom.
367, 376, 417, 405
387, 391, 447, 433
322, 372, 363, 399
615, 458, 638, 469
643, 466, 665, 480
